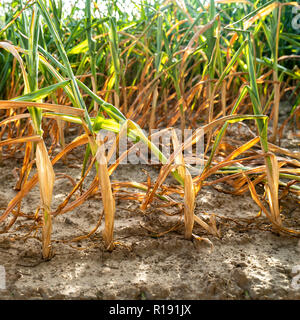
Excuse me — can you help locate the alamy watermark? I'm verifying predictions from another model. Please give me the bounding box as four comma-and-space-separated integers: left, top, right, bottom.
292, 5, 300, 30
0, 265, 5, 290
96, 126, 204, 176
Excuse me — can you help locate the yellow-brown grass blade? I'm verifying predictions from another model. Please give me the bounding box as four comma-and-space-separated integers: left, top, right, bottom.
0, 42, 30, 93
265, 153, 281, 225
224, 136, 260, 161
171, 128, 185, 181
96, 136, 115, 251
170, 126, 195, 239
0, 113, 31, 127
15, 125, 34, 191
0, 135, 41, 147
268, 143, 300, 160
194, 214, 220, 237
184, 168, 195, 240
244, 2, 279, 29
0, 100, 84, 116
36, 140, 55, 259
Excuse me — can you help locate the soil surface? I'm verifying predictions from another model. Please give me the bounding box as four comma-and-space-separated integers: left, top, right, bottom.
0, 122, 299, 300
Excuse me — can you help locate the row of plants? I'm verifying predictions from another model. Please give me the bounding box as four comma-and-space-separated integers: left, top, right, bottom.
0, 0, 299, 259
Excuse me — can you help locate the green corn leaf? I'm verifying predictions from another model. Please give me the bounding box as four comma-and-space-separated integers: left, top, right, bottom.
12, 80, 70, 102
76, 79, 126, 122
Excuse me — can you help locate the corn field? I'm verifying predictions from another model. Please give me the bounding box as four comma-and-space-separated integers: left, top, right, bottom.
0, 0, 299, 262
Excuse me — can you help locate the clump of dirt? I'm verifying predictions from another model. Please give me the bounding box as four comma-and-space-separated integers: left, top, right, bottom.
0, 152, 300, 300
